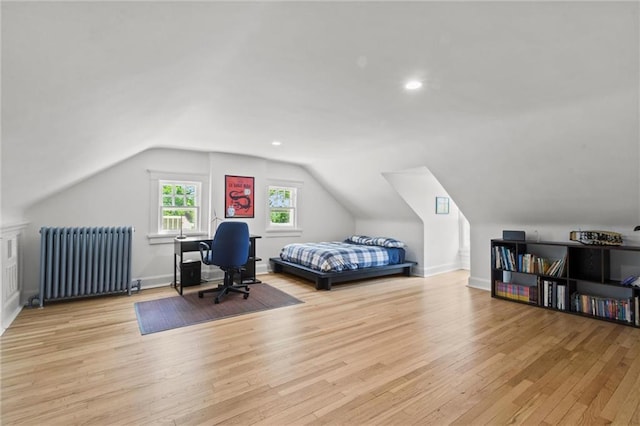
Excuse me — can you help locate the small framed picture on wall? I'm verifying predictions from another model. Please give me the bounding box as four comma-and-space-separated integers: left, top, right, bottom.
435, 196, 449, 214
225, 175, 255, 218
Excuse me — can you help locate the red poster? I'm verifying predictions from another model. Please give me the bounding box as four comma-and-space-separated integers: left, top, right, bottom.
225, 175, 254, 218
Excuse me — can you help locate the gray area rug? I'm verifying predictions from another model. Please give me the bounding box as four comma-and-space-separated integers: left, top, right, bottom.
134, 283, 303, 335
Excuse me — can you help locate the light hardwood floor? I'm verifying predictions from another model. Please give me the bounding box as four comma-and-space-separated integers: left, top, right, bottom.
3, 270, 640, 425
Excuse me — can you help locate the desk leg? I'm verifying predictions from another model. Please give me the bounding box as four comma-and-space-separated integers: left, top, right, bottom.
173, 253, 177, 288
178, 252, 184, 295
173, 252, 184, 295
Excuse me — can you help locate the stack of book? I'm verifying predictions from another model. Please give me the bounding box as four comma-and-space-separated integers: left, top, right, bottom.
494, 246, 516, 271
494, 245, 566, 277
571, 293, 636, 324
541, 280, 568, 310
518, 253, 566, 277
495, 281, 537, 304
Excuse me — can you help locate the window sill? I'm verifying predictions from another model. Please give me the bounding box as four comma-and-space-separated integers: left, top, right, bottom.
147, 232, 209, 245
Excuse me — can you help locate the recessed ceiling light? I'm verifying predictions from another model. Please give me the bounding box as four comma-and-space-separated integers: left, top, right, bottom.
405, 80, 423, 90
272, 140, 282, 146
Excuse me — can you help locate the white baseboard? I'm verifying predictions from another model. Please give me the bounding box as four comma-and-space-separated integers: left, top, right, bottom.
468, 276, 490, 291
422, 262, 464, 277
412, 265, 425, 277
132, 274, 173, 290
256, 263, 269, 276
133, 265, 270, 291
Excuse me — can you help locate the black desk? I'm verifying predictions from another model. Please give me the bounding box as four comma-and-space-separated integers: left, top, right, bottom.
173, 235, 261, 295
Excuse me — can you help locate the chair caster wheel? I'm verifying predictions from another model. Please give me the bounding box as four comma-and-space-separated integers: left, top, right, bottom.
243, 294, 249, 299
198, 292, 203, 298
214, 298, 220, 304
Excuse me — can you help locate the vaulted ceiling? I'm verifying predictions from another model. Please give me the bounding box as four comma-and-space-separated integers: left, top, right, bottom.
2, 1, 638, 225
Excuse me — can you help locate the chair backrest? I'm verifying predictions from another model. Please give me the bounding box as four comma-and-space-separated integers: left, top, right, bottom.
210, 222, 250, 268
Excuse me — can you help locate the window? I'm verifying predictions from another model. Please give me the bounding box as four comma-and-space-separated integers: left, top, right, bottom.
148, 170, 209, 243
268, 186, 296, 227
160, 181, 200, 233
266, 180, 302, 235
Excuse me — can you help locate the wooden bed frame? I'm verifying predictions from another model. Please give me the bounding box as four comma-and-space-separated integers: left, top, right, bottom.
270, 257, 416, 290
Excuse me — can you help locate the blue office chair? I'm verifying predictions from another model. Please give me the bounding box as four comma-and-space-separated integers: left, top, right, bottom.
197, 222, 250, 304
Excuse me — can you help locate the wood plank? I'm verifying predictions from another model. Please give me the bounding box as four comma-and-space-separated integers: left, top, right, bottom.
4, 270, 640, 425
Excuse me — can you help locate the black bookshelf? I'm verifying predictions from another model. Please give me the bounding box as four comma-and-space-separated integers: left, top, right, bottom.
491, 239, 640, 327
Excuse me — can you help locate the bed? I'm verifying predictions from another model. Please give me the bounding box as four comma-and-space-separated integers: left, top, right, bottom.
269, 236, 416, 290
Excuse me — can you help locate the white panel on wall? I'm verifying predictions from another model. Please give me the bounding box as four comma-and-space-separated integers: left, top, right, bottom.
1, 223, 27, 334
4, 237, 18, 298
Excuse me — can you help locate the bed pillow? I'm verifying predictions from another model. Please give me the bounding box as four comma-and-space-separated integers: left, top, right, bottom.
345, 235, 407, 248
345, 235, 373, 245
368, 237, 407, 248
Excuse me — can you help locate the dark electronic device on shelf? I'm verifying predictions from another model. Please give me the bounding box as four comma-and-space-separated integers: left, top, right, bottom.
502, 230, 525, 241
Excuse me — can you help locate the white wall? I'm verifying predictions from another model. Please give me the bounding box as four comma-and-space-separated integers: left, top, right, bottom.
425, 91, 639, 226
355, 219, 422, 270
209, 153, 355, 271
383, 167, 464, 276
24, 148, 210, 293
468, 223, 640, 291
21, 148, 354, 304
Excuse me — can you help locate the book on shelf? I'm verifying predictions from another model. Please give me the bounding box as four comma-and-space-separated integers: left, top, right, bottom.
543, 280, 554, 308
545, 254, 566, 277
556, 283, 566, 310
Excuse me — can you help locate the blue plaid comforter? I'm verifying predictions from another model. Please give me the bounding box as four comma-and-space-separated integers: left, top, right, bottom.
279, 242, 390, 272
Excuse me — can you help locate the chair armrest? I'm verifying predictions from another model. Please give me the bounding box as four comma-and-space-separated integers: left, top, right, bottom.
199, 241, 211, 264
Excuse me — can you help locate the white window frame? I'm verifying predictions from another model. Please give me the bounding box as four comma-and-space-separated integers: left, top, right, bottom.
159, 180, 201, 233
265, 179, 303, 237
148, 170, 209, 244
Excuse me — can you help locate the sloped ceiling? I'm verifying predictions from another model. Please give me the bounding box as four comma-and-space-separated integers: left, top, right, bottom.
2, 2, 638, 225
